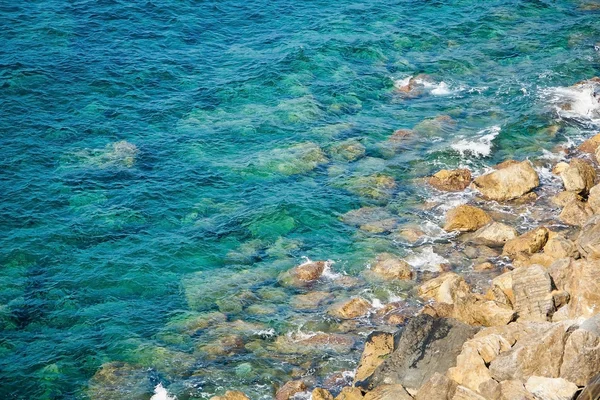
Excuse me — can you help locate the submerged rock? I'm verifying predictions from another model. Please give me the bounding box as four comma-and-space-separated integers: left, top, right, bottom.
278, 260, 330, 288
369, 253, 414, 280
290, 291, 334, 310
259, 142, 328, 176
328, 297, 372, 319
471, 160, 539, 201
210, 391, 251, 400
329, 139, 366, 162
444, 205, 492, 232
273, 332, 355, 354
87, 362, 152, 400
429, 169, 472, 192
345, 173, 397, 202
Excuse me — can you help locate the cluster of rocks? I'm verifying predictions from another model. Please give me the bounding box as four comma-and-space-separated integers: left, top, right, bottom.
213, 122, 600, 399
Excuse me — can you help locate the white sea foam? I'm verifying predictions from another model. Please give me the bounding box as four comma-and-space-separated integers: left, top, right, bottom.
150, 384, 176, 400
405, 246, 448, 272
430, 81, 452, 96
393, 75, 461, 96
544, 82, 600, 125
451, 125, 501, 158
253, 328, 276, 338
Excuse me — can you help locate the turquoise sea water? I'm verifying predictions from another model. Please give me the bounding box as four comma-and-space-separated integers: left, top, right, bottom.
1, 0, 599, 398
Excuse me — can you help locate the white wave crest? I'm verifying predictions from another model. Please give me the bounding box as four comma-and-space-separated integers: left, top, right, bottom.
543, 81, 600, 125
150, 384, 176, 400
405, 246, 448, 272
451, 126, 501, 158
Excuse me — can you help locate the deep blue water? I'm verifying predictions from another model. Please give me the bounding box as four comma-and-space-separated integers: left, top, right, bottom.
1, 0, 599, 398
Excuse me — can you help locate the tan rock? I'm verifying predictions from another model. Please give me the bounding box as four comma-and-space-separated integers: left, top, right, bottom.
274, 332, 355, 354
488, 321, 575, 381
335, 387, 364, 400
415, 373, 457, 400
498, 380, 535, 400
370, 253, 414, 280
548, 258, 574, 291
328, 297, 371, 319
278, 260, 329, 287
489, 271, 515, 307
588, 184, 600, 213
595, 145, 600, 165
502, 227, 549, 259
578, 133, 600, 154
363, 384, 412, 400
565, 259, 600, 318
512, 265, 554, 322
550, 191, 583, 207
275, 380, 307, 400
355, 332, 395, 383
312, 388, 335, 400
473, 262, 495, 272
552, 162, 570, 175
418, 273, 470, 305
560, 327, 600, 386
468, 222, 518, 247
525, 376, 578, 400
451, 386, 487, 400
360, 218, 399, 233
210, 391, 250, 400
559, 199, 594, 226
577, 215, 600, 259
543, 236, 577, 259
512, 253, 556, 269
447, 342, 494, 393
453, 294, 515, 327
471, 161, 539, 201
561, 158, 596, 195
429, 169, 472, 192
444, 205, 492, 232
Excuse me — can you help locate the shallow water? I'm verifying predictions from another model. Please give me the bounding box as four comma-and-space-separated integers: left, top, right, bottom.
1, 0, 599, 398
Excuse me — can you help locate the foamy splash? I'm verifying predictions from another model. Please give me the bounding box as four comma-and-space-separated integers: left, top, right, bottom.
394, 75, 460, 96
150, 384, 176, 400
544, 80, 600, 125
405, 246, 448, 272
451, 126, 501, 158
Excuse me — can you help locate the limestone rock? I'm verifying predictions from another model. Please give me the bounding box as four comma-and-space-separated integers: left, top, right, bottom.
502, 227, 549, 259
335, 387, 364, 400
210, 391, 250, 400
525, 376, 578, 400
278, 260, 329, 287
444, 205, 492, 232
560, 324, 600, 386
548, 258, 575, 291
414, 373, 457, 400
512, 266, 554, 322
553, 162, 570, 175
290, 291, 334, 310
328, 297, 371, 319
489, 321, 574, 382
579, 133, 600, 154
312, 388, 335, 400
489, 271, 515, 307
550, 191, 583, 207
578, 373, 600, 400
429, 169, 472, 192
544, 236, 577, 260
561, 158, 596, 195
498, 380, 535, 400
370, 253, 414, 280
565, 259, 600, 318
447, 341, 494, 393
330, 139, 366, 162
274, 332, 355, 354
588, 184, 600, 213
275, 380, 307, 400
354, 332, 395, 383
359, 315, 480, 392
559, 199, 593, 226
451, 386, 487, 400
453, 294, 515, 327
363, 384, 413, 400
577, 215, 600, 259
418, 273, 471, 305
468, 222, 518, 248
471, 161, 539, 201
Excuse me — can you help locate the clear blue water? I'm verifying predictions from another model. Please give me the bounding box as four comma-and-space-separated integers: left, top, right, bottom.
1, 0, 599, 398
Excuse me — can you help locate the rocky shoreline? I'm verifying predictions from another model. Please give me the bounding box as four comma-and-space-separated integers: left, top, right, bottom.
212, 78, 600, 400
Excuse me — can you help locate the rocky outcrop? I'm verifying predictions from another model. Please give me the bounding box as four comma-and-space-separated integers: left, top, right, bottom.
429, 169, 472, 192
414, 373, 457, 400
564, 259, 600, 319
358, 315, 480, 392
560, 158, 596, 195
471, 161, 539, 201
444, 205, 492, 232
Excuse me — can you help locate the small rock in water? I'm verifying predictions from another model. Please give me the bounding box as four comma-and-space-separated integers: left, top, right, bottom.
429, 168, 472, 192
329, 139, 366, 162
275, 380, 307, 400
328, 297, 372, 319
444, 205, 492, 232
369, 253, 414, 280
467, 222, 518, 247
277, 260, 330, 288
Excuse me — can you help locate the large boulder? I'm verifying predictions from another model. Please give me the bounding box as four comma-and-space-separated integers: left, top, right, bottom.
354, 332, 395, 383
278, 260, 330, 287
414, 373, 457, 400
369, 253, 414, 280
444, 205, 492, 232
452, 294, 516, 327
429, 169, 472, 192
524, 377, 578, 400
511, 265, 554, 322
578, 133, 600, 154
418, 273, 471, 305
560, 158, 596, 195
560, 316, 600, 386
471, 161, 539, 201
502, 227, 549, 259
357, 315, 480, 392
543, 235, 578, 260
559, 199, 594, 226
467, 222, 518, 248
577, 215, 600, 259
588, 184, 600, 213
564, 259, 600, 319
